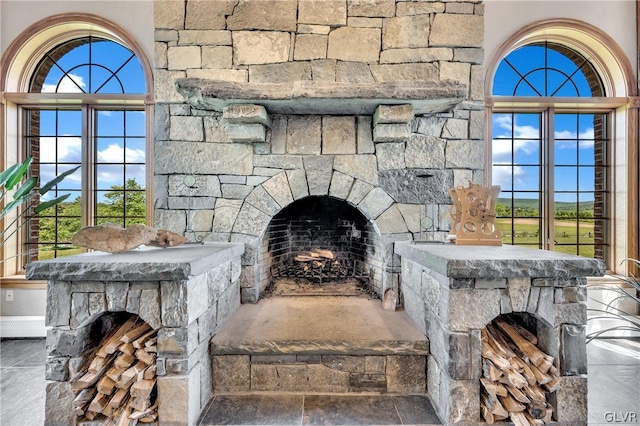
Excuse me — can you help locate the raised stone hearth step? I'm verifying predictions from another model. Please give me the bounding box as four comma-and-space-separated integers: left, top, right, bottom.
210, 296, 429, 394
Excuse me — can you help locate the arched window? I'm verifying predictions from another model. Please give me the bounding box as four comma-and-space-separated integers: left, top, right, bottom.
486, 20, 636, 273
1, 15, 153, 279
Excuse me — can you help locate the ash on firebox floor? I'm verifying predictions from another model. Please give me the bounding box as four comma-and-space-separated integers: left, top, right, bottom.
266, 277, 375, 298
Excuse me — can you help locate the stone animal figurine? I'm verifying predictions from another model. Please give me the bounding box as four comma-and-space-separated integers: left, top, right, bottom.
71, 223, 188, 253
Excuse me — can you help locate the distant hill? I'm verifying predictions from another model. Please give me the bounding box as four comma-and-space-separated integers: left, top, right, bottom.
497, 198, 594, 211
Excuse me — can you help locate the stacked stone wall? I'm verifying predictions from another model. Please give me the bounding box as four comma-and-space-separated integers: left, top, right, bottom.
153, 0, 486, 303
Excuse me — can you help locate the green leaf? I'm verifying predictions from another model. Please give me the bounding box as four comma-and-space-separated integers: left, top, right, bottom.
0, 193, 32, 218
13, 177, 38, 200
4, 157, 33, 190
39, 165, 81, 195
0, 163, 22, 189
34, 193, 71, 214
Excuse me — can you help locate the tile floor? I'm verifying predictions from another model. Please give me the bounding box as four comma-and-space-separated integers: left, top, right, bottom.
1, 337, 639, 425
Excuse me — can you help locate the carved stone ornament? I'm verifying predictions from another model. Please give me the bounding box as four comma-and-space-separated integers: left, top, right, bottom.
71, 224, 188, 253
449, 181, 503, 246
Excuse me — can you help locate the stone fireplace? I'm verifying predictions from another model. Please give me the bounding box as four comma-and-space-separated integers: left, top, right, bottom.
24, 1, 608, 424
152, 0, 484, 304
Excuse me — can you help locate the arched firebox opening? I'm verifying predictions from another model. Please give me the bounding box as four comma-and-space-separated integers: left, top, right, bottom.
258, 196, 385, 298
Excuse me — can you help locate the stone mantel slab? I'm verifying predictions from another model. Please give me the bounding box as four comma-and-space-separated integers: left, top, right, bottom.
395, 242, 605, 280
174, 78, 467, 115
25, 243, 244, 282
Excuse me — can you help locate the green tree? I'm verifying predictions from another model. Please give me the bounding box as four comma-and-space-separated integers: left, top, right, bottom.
97, 178, 146, 225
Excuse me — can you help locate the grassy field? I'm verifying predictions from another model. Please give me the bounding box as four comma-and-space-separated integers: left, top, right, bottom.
496, 218, 595, 257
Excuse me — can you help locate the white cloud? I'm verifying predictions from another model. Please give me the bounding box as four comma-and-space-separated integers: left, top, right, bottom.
39, 136, 82, 168
97, 144, 145, 163
554, 127, 595, 149
492, 165, 527, 192
41, 74, 86, 93
492, 115, 541, 162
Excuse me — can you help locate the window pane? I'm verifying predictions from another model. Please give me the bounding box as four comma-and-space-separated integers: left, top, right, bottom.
97, 165, 124, 189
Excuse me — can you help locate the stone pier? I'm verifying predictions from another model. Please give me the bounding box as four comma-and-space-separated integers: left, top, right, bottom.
395, 242, 605, 424
26, 243, 244, 426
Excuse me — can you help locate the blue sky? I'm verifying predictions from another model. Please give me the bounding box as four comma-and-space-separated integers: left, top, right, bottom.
491, 45, 600, 204
36, 39, 146, 201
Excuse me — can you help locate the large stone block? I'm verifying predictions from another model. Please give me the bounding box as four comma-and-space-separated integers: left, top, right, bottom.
357, 116, 374, 153
370, 63, 438, 82
186, 68, 248, 82
322, 116, 356, 154
294, 34, 328, 61
298, 0, 347, 25
287, 169, 310, 200
329, 171, 354, 200
334, 155, 378, 185
202, 46, 233, 68
555, 375, 588, 423
227, 123, 267, 142
440, 61, 471, 85
169, 175, 222, 197
232, 203, 272, 236
327, 27, 381, 63
375, 205, 409, 234
233, 31, 291, 65
382, 15, 431, 49
396, 2, 445, 16
185, 0, 236, 30
405, 134, 445, 169
168, 46, 201, 70
380, 47, 452, 64
373, 123, 410, 142
348, 0, 394, 17
179, 30, 232, 46
376, 143, 406, 171
139, 288, 161, 329
155, 141, 253, 175
336, 61, 375, 83
386, 355, 426, 393
249, 62, 312, 83
445, 140, 484, 169
374, 104, 414, 125
347, 179, 374, 205
45, 381, 75, 425
227, 0, 297, 31
287, 116, 321, 154
105, 282, 129, 312
311, 59, 337, 81
46, 281, 71, 327
157, 374, 201, 426
170, 116, 203, 142
378, 169, 453, 204
204, 115, 232, 143
245, 185, 279, 216
262, 172, 294, 208
212, 198, 243, 233
448, 289, 501, 331
223, 104, 270, 125
155, 69, 187, 103
429, 14, 484, 48
358, 187, 394, 219
155, 0, 185, 30
304, 155, 334, 196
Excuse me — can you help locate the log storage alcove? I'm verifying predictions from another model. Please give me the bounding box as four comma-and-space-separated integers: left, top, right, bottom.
394, 242, 605, 425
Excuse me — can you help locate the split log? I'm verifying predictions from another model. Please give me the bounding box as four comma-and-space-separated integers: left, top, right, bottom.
71, 318, 158, 424
480, 318, 560, 426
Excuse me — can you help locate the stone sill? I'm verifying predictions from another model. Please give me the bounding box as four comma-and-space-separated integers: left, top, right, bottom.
174, 78, 467, 115
25, 243, 244, 282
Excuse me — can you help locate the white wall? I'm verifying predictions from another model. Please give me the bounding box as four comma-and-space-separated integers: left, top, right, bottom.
0, 0, 154, 62
484, 0, 637, 77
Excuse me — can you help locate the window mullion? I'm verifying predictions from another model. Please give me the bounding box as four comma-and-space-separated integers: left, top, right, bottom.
544, 108, 555, 251
82, 105, 95, 228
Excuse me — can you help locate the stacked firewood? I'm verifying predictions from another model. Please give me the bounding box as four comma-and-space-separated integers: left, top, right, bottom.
480, 317, 559, 426
71, 316, 158, 425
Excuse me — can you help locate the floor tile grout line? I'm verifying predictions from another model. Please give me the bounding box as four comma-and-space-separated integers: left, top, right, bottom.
392, 396, 405, 425
300, 394, 305, 426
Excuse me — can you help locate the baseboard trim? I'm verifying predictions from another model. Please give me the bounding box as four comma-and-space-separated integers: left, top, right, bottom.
0, 316, 46, 338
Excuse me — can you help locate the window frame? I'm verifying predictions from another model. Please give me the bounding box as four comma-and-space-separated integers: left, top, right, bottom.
485, 19, 637, 275
1, 14, 154, 284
